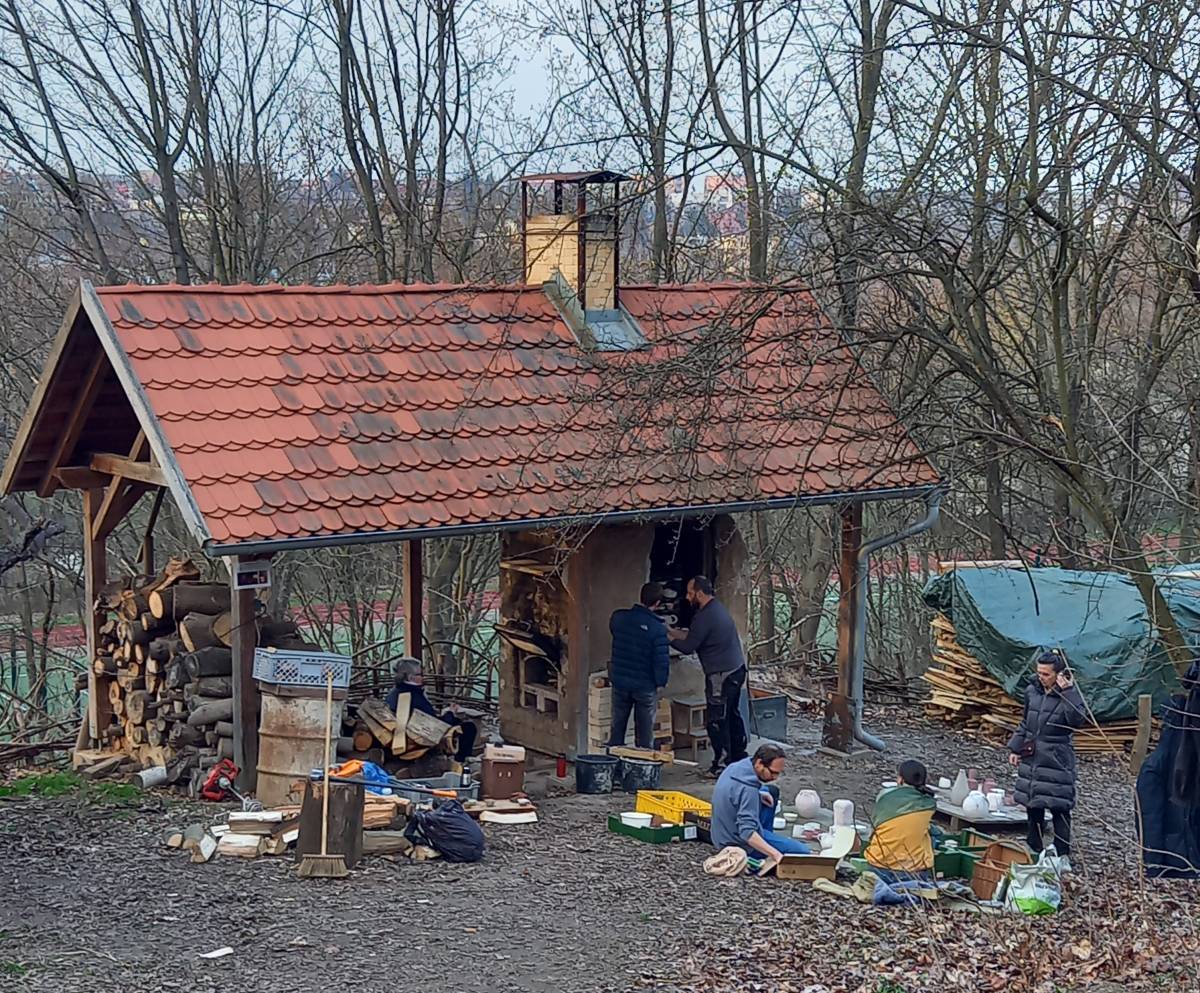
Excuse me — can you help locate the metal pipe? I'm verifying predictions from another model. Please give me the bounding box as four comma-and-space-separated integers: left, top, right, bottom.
851, 486, 945, 750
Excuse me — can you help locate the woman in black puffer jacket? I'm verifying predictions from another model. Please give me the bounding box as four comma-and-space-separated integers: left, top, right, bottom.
1007, 651, 1090, 860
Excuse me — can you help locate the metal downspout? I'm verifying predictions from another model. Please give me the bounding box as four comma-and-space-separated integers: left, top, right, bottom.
852, 487, 946, 750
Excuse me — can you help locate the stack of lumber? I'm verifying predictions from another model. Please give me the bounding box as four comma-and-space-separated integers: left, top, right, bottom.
924, 614, 1151, 755
87, 555, 316, 783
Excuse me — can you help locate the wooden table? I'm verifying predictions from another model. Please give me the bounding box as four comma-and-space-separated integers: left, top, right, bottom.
934, 796, 1028, 832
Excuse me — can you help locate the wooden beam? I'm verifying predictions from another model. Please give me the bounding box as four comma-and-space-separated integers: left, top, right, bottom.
89, 453, 166, 487
1130, 693, 1153, 775
52, 467, 113, 490
835, 503, 863, 699
141, 488, 165, 574
230, 558, 261, 792
37, 348, 109, 497
91, 434, 151, 541
82, 488, 111, 741
403, 540, 423, 659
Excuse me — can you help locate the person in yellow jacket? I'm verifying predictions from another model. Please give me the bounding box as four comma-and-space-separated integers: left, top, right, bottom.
863, 759, 937, 883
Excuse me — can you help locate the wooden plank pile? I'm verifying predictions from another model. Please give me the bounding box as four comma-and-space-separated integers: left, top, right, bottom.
87, 555, 315, 786
924, 614, 1152, 756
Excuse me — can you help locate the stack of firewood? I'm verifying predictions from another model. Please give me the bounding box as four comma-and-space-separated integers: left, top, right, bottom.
924, 613, 1154, 756
86, 556, 315, 784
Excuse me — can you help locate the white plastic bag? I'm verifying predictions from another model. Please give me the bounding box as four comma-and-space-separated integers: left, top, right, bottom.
1005, 849, 1063, 915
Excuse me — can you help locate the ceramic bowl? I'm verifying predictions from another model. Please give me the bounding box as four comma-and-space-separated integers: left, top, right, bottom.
620, 812, 652, 828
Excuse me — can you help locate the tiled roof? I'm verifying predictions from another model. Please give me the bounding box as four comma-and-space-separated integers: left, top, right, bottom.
91, 281, 937, 549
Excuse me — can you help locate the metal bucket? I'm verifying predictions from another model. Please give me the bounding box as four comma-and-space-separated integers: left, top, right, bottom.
256, 686, 343, 808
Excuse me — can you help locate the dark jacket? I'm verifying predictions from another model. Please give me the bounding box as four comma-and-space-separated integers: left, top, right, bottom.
669, 598, 745, 676
609, 604, 670, 693
1007, 676, 1088, 812
385, 682, 436, 718
1137, 673, 1200, 879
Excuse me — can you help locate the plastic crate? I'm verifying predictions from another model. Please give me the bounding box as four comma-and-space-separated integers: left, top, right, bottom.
253, 647, 351, 688
635, 790, 712, 824
608, 814, 696, 844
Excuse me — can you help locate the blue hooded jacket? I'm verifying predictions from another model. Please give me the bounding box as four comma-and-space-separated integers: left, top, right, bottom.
711, 757, 767, 849
609, 604, 670, 694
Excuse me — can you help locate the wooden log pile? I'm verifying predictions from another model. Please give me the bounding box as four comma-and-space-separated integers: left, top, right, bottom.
89, 555, 314, 783
924, 614, 1154, 756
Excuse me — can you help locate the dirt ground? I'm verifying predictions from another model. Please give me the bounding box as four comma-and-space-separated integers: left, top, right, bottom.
1, 708, 1196, 993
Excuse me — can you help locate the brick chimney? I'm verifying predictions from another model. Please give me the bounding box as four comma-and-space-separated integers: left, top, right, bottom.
520, 170, 627, 312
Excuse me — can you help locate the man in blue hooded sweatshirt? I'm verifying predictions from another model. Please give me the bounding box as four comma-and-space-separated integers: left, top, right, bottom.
711, 744, 811, 870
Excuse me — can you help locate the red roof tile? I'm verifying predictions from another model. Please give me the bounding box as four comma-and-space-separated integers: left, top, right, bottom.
87, 281, 937, 549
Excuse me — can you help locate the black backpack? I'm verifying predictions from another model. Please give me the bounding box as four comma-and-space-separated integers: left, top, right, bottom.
404, 800, 486, 863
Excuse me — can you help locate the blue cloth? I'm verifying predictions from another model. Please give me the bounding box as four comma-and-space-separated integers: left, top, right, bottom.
609, 604, 670, 693
356, 761, 395, 796
670, 598, 745, 676
711, 760, 811, 853
608, 686, 657, 748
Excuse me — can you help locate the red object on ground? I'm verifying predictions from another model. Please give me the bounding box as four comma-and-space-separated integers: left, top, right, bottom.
557, 756, 567, 778
199, 758, 240, 801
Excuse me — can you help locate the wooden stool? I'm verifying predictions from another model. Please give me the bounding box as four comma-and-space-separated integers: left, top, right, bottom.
673, 730, 711, 763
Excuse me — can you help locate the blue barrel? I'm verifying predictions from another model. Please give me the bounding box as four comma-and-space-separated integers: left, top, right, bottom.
575, 754, 619, 794
618, 757, 662, 793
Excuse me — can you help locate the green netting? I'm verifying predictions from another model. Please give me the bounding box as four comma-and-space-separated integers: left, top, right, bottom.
922, 566, 1187, 721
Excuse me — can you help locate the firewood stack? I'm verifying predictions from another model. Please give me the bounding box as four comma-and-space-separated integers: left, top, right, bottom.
88, 556, 315, 783
924, 614, 1154, 756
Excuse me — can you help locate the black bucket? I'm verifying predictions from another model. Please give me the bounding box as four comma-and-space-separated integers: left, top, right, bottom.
575, 754, 619, 794
618, 757, 663, 793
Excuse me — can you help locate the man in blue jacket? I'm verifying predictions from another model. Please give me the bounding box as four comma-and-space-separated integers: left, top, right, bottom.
607, 582, 671, 749
711, 744, 811, 873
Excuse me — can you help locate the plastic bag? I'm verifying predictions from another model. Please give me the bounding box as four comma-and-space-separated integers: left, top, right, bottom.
404, 800, 485, 863
1005, 849, 1063, 915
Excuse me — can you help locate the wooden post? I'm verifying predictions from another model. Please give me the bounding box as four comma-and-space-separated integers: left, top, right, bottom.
835, 503, 863, 698
82, 488, 110, 741
230, 558, 260, 792
1130, 693, 1153, 775
403, 539, 423, 660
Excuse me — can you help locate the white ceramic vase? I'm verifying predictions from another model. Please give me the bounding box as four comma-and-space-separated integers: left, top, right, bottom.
794, 789, 821, 818
962, 790, 990, 819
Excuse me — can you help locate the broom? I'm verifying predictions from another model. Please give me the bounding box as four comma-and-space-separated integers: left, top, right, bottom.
297, 669, 348, 878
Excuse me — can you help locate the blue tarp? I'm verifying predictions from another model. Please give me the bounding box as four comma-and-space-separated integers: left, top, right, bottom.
923, 566, 1188, 721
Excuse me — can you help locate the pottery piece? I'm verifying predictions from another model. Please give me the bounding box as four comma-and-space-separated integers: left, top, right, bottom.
950, 769, 971, 806
962, 790, 990, 819
792, 825, 807, 839
802, 821, 821, 832
794, 789, 821, 818
783, 812, 799, 823
937, 777, 952, 790
773, 817, 786, 831
986, 790, 1004, 813
881, 780, 898, 790
832, 799, 855, 827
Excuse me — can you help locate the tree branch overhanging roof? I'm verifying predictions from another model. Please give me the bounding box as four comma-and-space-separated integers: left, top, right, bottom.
2, 279, 940, 555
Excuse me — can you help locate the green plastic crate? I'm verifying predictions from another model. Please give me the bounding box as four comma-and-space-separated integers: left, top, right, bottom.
607, 814, 697, 844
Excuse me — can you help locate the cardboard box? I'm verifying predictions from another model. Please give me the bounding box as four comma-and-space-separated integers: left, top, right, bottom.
776, 853, 840, 881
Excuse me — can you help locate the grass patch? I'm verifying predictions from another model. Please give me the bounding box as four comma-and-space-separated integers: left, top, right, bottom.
0, 962, 27, 977
0, 770, 139, 806
875, 983, 909, 993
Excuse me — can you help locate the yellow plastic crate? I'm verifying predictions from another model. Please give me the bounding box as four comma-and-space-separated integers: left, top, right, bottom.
635, 790, 712, 824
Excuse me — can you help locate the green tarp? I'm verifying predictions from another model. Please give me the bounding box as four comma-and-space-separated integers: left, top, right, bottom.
922, 566, 1188, 721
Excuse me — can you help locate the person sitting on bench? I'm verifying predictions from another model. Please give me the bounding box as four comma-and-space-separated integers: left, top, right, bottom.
385, 657, 476, 764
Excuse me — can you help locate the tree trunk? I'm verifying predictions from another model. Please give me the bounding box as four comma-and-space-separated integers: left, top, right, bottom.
754, 515, 777, 662
984, 441, 1006, 559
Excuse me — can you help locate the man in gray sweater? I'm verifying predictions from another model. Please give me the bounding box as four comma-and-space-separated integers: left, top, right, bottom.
669, 575, 747, 775
711, 744, 811, 873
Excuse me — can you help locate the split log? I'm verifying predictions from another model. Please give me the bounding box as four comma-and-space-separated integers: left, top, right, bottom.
126, 660, 142, 679
212, 612, 235, 648
148, 556, 202, 594
361, 830, 414, 857
125, 620, 152, 648
136, 766, 168, 790
186, 698, 234, 727
151, 584, 230, 621
115, 670, 145, 693
217, 832, 265, 858
118, 589, 149, 621
182, 647, 233, 680
125, 690, 151, 725
179, 612, 228, 652
214, 721, 234, 738
191, 832, 219, 863
352, 725, 374, 752
169, 723, 204, 748
146, 725, 163, 747
227, 811, 283, 836
127, 725, 146, 745
216, 737, 234, 760
93, 657, 117, 676
79, 754, 124, 780
164, 658, 191, 691
191, 675, 233, 698
99, 619, 119, 640
148, 636, 181, 664
145, 671, 160, 695
179, 823, 207, 851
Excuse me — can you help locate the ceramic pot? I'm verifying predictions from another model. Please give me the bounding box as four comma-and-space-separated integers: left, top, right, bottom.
794, 789, 821, 818
986, 790, 1004, 812
962, 790, 990, 819
937, 777, 952, 790
950, 769, 971, 806
773, 817, 786, 831
832, 799, 855, 827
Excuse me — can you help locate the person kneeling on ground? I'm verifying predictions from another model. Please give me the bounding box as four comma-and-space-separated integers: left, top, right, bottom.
862, 759, 937, 885
711, 743, 810, 873
385, 657, 477, 764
